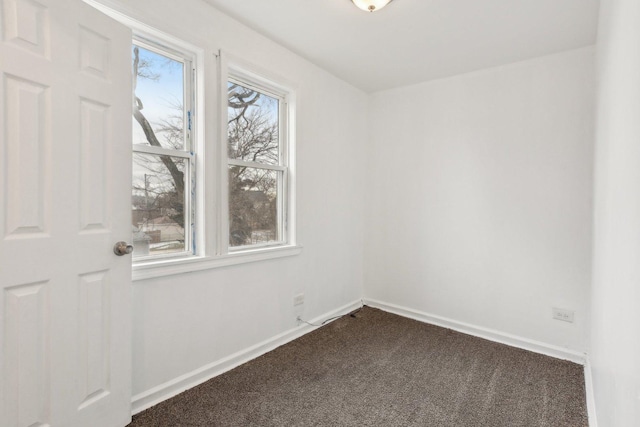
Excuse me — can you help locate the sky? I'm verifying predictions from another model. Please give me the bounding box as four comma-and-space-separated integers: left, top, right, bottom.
132, 45, 185, 150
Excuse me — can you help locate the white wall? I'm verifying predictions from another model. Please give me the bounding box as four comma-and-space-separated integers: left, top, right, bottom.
97, 0, 367, 400
89, 0, 608, 417
591, 0, 640, 425
365, 47, 595, 353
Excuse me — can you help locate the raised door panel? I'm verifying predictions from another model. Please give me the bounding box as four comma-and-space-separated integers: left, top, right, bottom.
1, 0, 50, 58
79, 99, 109, 232
2, 75, 50, 238
3, 281, 50, 427
79, 25, 110, 81
77, 271, 110, 410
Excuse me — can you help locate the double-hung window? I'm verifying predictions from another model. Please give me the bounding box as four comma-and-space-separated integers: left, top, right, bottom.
124, 25, 297, 276
226, 74, 291, 250
131, 38, 196, 260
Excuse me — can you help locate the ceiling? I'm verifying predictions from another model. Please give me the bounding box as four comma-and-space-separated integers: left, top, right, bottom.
203, 0, 600, 93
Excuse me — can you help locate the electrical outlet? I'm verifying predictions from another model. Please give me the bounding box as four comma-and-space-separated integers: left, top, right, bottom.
552, 308, 575, 323
293, 293, 304, 306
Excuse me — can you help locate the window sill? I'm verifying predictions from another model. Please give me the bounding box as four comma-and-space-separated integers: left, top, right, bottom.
132, 245, 303, 281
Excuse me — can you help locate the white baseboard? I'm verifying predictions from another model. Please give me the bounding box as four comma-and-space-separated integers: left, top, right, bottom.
584, 358, 598, 427
133, 298, 596, 425
131, 299, 363, 415
363, 298, 586, 364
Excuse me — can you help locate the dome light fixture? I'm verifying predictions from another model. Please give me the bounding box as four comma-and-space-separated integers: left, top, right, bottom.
351, 0, 394, 12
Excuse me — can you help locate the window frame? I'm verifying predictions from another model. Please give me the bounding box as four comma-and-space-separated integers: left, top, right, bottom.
131, 36, 198, 263
225, 74, 290, 252
217, 53, 298, 260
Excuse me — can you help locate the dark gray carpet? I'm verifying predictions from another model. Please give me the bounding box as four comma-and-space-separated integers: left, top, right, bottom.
128, 306, 588, 426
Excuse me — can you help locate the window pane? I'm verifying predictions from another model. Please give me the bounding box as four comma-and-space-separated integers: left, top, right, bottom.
227, 82, 279, 165
229, 166, 280, 247
132, 44, 185, 150
132, 153, 187, 257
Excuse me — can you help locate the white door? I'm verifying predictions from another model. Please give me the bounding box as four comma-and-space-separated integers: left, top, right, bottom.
0, 0, 132, 426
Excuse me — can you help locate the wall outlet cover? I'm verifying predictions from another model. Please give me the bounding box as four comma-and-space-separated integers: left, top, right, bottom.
293, 294, 304, 306
552, 307, 575, 323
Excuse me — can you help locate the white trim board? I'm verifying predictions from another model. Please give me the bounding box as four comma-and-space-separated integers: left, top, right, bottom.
363, 298, 587, 364
584, 359, 598, 427
131, 299, 363, 414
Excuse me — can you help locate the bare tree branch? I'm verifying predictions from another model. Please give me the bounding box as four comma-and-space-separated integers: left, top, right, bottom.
132, 47, 184, 199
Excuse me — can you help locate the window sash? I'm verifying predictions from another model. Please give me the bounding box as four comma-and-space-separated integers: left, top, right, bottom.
225, 74, 290, 251
132, 152, 193, 259
228, 166, 286, 250
132, 37, 197, 261
133, 39, 193, 154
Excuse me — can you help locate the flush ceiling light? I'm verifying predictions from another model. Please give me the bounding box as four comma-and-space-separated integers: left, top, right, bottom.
351, 0, 394, 12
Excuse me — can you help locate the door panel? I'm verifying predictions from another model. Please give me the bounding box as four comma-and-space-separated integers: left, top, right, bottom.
3, 281, 50, 427
3, 74, 50, 238
0, 0, 132, 426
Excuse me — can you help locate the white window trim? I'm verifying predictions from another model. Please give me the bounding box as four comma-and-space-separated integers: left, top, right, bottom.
131, 36, 197, 263
132, 245, 303, 281
225, 72, 293, 252
84, 2, 301, 281
217, 51, 298, 256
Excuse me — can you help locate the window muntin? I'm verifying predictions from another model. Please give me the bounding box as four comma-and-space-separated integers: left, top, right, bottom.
227, 77, 288, 250
131, 39, 195, 260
